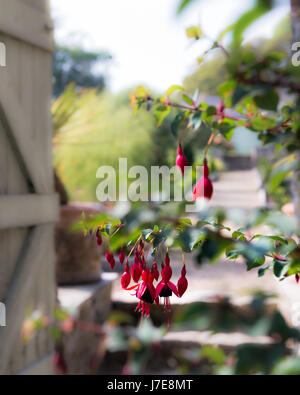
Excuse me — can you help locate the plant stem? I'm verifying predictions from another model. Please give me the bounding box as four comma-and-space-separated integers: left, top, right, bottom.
125, 234, 142, 264
204, 131, 217, 159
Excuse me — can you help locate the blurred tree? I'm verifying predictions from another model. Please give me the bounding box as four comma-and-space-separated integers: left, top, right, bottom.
53, 45, 112, 97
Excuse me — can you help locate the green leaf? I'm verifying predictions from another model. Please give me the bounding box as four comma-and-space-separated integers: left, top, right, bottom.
232, 86, 250, 106
177, 0, 198, 14
190, 111, 202, 130
186, 26, 203, 40
201, 345, 226, 365
273, 259, 287, 278
251, 117, 277, 131
232, 0, 273, 47
154, 105, 171, 127
171, 111, 186, 137
167, 85, 183, 97
254, 89, 279, 111
182, 94, 194, 106
142, 229, 153, 241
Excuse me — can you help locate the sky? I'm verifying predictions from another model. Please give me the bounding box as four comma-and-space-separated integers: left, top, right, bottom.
51, 0, 290, 93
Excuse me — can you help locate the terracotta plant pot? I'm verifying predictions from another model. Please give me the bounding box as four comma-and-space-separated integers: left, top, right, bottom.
55, 203, 102, 285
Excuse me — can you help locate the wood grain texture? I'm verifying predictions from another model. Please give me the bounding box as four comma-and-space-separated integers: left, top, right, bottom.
0, 194, 59, 229
0, 0, 54, 51
0, 0, 57, 374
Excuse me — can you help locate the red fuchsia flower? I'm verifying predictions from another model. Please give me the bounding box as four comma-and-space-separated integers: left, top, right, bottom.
121, 263, 131, 289
105, 249, 116, 270
131, 255, 142, 283
177, 264, 188, 297
119, 249, 126, 265
193, 158, 214, 201
176, 144, 188, 175
155, 257, 179, 327
135, 269, 157, 322
296, 274, 299, 283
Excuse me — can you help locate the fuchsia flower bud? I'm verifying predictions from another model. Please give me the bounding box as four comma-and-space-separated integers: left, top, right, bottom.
177, 265, 188, 297
296, 274, 299, 283
121, 264, 131, 289
131, 256, 142, 283
162, 252, 172, 283
105, 249, 116, 270
217, 99, 225, 117
96, 228, 102, 246
176, 144, 188, 175
193, 158, 213, 201
151, 261, 160, 282
119, 249, 126, 265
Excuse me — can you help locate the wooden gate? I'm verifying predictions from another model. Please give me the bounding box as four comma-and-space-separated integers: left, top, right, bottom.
0, 0, 59, 374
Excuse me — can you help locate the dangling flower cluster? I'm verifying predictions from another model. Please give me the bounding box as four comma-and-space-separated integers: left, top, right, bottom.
104, 239, 188, 327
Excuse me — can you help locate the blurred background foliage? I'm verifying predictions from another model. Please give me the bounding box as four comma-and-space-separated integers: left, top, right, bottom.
52, 3, 296, 206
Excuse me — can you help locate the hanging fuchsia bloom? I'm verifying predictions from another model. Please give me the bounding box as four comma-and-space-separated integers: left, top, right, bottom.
296, 274, 299, 283
135, 269, 157, 321
131, 255, 142, 283
176, 144, 188, 175
119, 249, 126, 265
155, 258, 179, 327
177, 264, 188, 297
105, 249, 116, 270
121, 263, 131, 289
193, 158, 213, 201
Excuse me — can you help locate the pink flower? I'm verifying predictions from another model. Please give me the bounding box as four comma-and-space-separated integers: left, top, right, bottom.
176, 144, 188, 175
193, 158, 213, 201
135, 269, 157, 321
155, 258, 179, 327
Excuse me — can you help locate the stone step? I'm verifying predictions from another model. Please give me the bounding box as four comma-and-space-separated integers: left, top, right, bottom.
58, 272, 118, 375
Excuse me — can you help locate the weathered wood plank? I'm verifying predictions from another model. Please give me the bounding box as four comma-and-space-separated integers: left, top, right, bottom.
0, 194, 59, 229
0, 224, 53, 374
0, 71, 48, 193
0, 0, 54, 51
